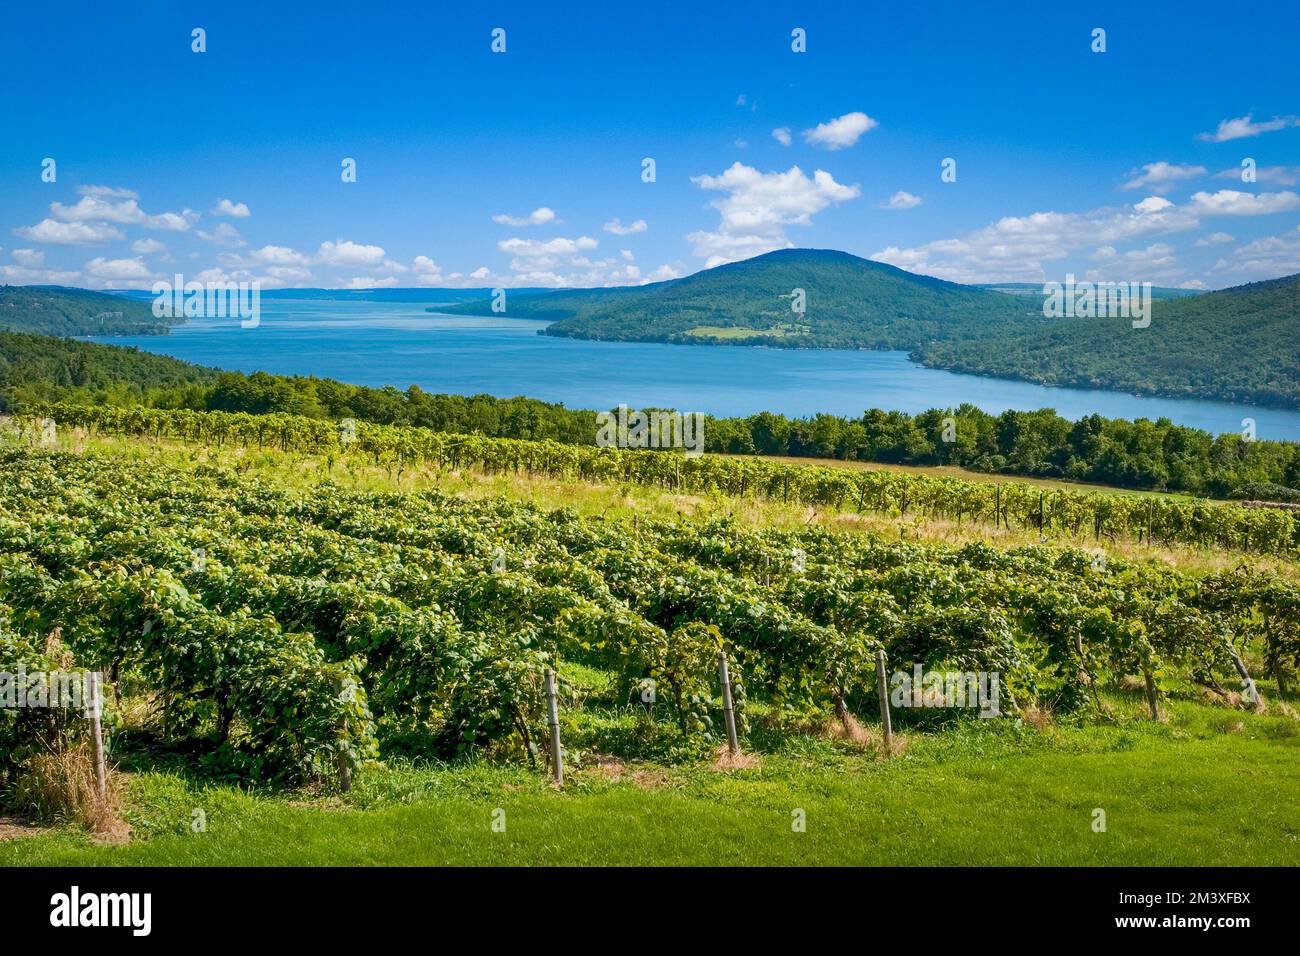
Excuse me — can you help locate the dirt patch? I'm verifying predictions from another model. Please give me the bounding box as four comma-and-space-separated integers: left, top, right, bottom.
582, 755, 672, 789
0, 815, 46, 842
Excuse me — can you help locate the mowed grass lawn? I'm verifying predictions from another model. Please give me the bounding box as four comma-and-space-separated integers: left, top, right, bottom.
5, 696, 1298, 866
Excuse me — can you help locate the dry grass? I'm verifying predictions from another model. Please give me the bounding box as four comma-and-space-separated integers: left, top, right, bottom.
12, 749, 129, 843
1022, 704, 1056, 730
821, 712, 875, 748
711, 744, 760, 771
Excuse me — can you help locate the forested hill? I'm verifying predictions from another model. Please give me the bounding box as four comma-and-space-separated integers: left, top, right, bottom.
435, 249, 1037, 347
435, 250, 1300, 410
0, 286, 176, 335
923, 273, 1300, 408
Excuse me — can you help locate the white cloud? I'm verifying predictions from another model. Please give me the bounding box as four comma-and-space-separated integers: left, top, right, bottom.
772, 127, 792, 146
13, 219, 124, 245
11, 249, 43, 268
0, 263, 81, 284
640, 264, 683, 283
603, 218, 647, 235
1188, 189, 1300, 215
880, 191, 922, 209
341, 275, 400, 289
48, 194, 197, 231
1213, 226, 1300, 279
316, 239, 387, 267
871, 185, 1300, 283
84, 255, 157, 284
491, 207, 557, 227
211, 198, 251, 217
197, 222, 245, 247
687, 162, 860, 266
1195, 232, 1234, 247
1199, 113, 1299, 142
1121, 161, 1206, 193
78, 185, 138, 200
247, 245, 310, 266
802, 112, 877, 150
1216, 165, 1300, 186
497, 236, 598, 270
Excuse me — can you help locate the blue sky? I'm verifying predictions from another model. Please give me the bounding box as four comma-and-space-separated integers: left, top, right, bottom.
1, 0, 1297, 290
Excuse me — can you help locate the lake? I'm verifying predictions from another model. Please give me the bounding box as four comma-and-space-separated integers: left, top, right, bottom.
92, 299, 1300, 440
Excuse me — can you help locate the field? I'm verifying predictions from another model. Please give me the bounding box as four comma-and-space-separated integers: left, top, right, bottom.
1, 413, 1299, 866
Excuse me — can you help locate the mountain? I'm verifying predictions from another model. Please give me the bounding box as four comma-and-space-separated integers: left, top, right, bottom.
435, 250, 1300, 410
434, 249, 1037, 348
0, 285, 177, 335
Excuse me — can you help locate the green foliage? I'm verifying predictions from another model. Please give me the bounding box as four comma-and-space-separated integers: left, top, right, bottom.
0, 286, 174, 336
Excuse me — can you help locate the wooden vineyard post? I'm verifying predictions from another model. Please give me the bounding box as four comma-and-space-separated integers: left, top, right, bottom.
1229, 650, 1261, 707
995, 486, 1001, 530
1143, 669, 1160, 721
87, 671, 107, 800
545, 668, 564, 786
718, 652, 740, 755
875, 649, 893, 755
338, 720, 352, 794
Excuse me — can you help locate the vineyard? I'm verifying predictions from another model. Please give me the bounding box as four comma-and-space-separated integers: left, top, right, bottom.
18, 403, 1300, 559
2, 426, 1297, 787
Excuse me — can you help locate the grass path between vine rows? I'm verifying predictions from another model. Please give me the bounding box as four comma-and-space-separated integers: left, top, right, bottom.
5, 695, 1297, 866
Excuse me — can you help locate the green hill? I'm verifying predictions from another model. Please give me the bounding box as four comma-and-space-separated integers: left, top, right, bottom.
0, 285, 176, 335
435, 249, 1036, 348
435, 249, 1300, 409
925, 273, 1300, 408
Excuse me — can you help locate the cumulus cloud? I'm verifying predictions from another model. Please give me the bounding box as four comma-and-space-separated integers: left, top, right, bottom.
211, 198, 251, 217
48, 194, 197, 231
870, 185, 1300, 284
1188, 189, 1300, 215
1121, 161, 1206, 193
1194, 232, 1234, 247
197, 222, 245, 247
316, 239, 387, 267
78, 185, 138, 200
11, 249, 44, 268
1216, 165, 1300, 186
131, 238, 166, 254
686, 162, 860, 266
603, 218, 647, 235
772, 127, 792, 146
84, 255, 158, 285
497, 235, 598, 270
1213, 226, 1300, 279
880, 191, 922, 209
802, 112, 877, 150
13, 219, 124, 245
491, 207, 557, 227
1199, 113, 1299, 142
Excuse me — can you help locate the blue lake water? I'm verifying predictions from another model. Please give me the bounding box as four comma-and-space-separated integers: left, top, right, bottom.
92, 299, 1300, 440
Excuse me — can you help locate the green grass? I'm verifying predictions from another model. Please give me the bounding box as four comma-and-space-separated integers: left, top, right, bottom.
5, 693, 1298, 866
